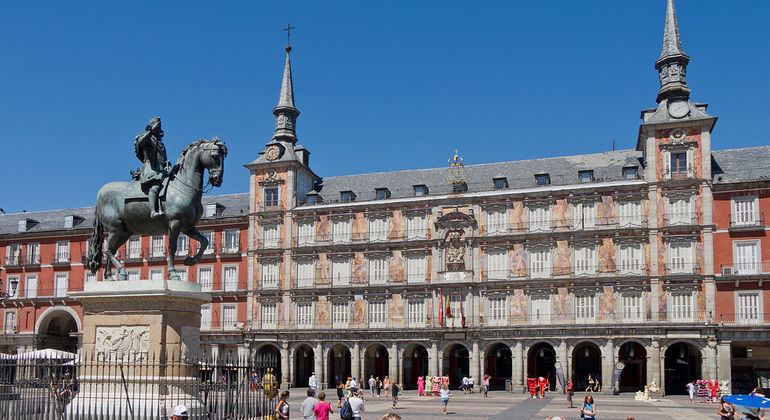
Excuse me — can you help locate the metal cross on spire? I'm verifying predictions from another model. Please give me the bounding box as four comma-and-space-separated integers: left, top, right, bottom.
283, 23, 296, 46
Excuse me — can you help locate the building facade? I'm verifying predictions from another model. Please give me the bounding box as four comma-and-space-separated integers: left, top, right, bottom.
0, 0, 768, 396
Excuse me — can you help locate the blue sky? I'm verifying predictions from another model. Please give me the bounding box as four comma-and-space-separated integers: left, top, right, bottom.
1, 1, 768, 213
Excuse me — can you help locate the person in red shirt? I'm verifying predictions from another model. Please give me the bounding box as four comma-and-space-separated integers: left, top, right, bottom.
538, 376, 547, 399
566, 379, 574, 408
527, 377, 537, 398
313, 392, 333, 420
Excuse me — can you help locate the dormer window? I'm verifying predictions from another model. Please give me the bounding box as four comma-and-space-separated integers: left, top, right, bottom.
578, 170, 594, 183
414, 185, 429, 197
493, 178, 508, 190
452, 183, 467, 193
306, 194, 320, 205
204, 203, 221, 217
17, 219, 36, 233
375, 188, 391, 200
623, 167, 638, 180
535, 174, 550, 186
341, 191, 356, 203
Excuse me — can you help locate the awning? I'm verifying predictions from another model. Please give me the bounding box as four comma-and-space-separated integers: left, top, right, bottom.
13, 348, 76, 359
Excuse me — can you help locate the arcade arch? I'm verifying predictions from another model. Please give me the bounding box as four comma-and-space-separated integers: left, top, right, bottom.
664, 342, 702, 395
484, 343, 512, 390
293, 344, 315, 388
327, 344, 351, 388
527, 342, 556, 391
402, 343, 429, 389
442, 343, 469, 387
572, 342, 602, 392
35, 307, 79, 353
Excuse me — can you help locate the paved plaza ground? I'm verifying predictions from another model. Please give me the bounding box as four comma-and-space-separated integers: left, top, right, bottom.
285, 389, 723, 420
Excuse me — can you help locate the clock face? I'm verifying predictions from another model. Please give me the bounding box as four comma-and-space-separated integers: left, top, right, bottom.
265, 145, 281, 161
668, 100, 690, 119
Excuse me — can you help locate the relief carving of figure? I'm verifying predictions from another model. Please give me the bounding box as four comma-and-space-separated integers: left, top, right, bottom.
445, 230, 465, 271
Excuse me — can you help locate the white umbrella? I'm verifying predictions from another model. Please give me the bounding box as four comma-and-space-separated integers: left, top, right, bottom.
13, 348, 76, 359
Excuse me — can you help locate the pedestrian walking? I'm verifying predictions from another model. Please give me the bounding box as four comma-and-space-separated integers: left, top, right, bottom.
335, 376, 344, 408
440, 383, 450, 415
349, 390, 366, 420
686, 380, 696, 404
580, 395, 596, 420
313, 392, 334, 420
369, 375, 376, 398
391, 382, 400, 409
276, 390, 291, 419
717, 397, 735, 420
461, 375, 468, 394
566, 379, 574, 408
383, 376, 391, 397
482, 374, 490, 398
376, 376, 382, 396
301, 388, 318, 420
309, 372, 318, 395
468, 376, 475, 394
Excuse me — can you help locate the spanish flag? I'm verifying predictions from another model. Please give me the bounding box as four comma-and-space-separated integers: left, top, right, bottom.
438, 289, 444, 326
445, 295, 452, 319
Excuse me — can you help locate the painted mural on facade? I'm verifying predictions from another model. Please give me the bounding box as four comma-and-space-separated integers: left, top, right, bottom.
553, 240, 571, 275
350, 299, 366, 327
389, 251, 405, 283
598, 196, 615, 225
279, 258, 286, 289
510, 244, 527, 277
389, 210, 404, 240
657, 235, 666, 276
598, 238, 616, 272
315, 254, 330, 285
352, 212, 366, 241
697, 284, 707, 319
315, 297, 330, 327
553, 199, 569, 230
426, 297, 434, 326
510, 289, 528, 323
658, 283, 667, 320
598, 285, 617, 321
553, 287, 572, 321
389, 294, 405, 327
316, 215, 330, 242
352, 252, 367, 284
510, 201, 526, 231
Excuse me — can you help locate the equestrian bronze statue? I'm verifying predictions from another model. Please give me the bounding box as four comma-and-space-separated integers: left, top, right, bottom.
87, 118, 227, 281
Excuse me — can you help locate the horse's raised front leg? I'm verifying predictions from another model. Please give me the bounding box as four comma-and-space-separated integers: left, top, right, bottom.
105, 231, 130, 281
183, 228, 208, 266
167, 220, 182, 281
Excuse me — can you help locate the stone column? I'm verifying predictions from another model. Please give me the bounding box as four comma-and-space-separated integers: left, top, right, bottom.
704, 340, 717, 380
647, 339, 661, 394
557, 340, 568, 390
717, 341, 731, 381
511, 342, 523, 392
352, 343, 361, 381
288, 350, 296, 388
280, 342, 290, 389
470, 341, 480, 381
389, 344, 399, 385
315, 343, 323, 389
429, 343, 439, 377
602, 339, 614, 393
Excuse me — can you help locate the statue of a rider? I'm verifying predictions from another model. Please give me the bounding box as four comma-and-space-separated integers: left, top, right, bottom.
132, 117, 170, 218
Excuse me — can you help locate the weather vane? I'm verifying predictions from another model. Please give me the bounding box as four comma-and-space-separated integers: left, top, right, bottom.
283, 22, 296, 46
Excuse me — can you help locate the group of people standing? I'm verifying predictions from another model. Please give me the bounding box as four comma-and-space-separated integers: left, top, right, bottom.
527, 376, 551, 398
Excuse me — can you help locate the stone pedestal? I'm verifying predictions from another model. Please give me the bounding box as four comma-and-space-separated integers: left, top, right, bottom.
67, 279, 211, 419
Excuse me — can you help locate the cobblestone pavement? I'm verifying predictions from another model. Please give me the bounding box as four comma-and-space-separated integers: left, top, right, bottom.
284, 389, 723, 419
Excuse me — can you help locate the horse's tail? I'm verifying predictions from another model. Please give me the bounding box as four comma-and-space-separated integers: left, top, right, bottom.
86, 213, 104, 274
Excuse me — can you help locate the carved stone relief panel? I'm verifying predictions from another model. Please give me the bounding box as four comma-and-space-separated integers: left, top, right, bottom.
95, 326, 150, 359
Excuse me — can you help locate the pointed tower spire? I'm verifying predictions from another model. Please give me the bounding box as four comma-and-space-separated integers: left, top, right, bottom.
273, 25, 299, 143
655, 0, 690, 103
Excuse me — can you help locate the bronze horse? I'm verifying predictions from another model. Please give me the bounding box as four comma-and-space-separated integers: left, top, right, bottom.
87, 138, 227, 281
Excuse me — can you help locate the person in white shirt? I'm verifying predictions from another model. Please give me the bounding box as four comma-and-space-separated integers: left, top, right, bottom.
468, 376, 475, 394
368, 375, 376, 398
461, 376, 469, 394
350, 377, 359, 393
309, 372, 318, 394
349, 390, 365, 420
300, 388, 319, 420
440, 384, 451, 415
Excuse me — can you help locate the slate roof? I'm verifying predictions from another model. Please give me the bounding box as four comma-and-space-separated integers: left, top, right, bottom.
0, 193, 249, 237
712, 146, 770, 184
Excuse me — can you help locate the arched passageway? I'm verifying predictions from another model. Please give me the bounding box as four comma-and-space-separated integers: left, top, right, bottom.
327, 344, 351, 388
484, 343, 512, 390
402, 343, 428, 389
363, 344, 389, 383
294, 344, 315, 388
572, 342, 602, 392
527, 343, 556, 391
442, 344, 469, 387
256, 345, 282, 388
618, 342, 646, 392
36, 309, 78, 353
664, 342, 701, 395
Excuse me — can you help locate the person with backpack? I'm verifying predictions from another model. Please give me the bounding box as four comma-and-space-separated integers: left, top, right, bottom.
340, 395, 353, 420
349, 390, 365, 420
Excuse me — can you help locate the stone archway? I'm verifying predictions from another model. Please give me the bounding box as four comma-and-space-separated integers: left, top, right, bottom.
617, 341, 646, 392
402, 343, 429, 389
327, 344, 351, 388
527, 342, 556, 391
572, 342, 602, 392
35, 307, 79, 353
442, 343, 469, 387
664, 342, 701, 395
484, 343, 512, 390
363, 344, 389, 385
256, 344, 282, 388
294, 344, 315, 388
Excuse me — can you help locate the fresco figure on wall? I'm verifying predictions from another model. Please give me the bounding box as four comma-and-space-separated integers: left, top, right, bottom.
510, 244, 528, 277
389, 294, 405, 327
315, 254, 330, 285
510, 289, 528, 323
389, 251, 405, 283
352, 253, 367, 284
315, 298, 330, 327
598, 196, 615, 225
553, 240, 571, 275
658, 283, 667, 321
553, 200, 569, 230
352, 213, 366, 241
553, 288, 572, 321
316, 215, 330, 242
351, 300, 365, 327
511, 201, 526, 232
598, 285, 617, 321
598, 238, 616, 272
389, 211, 404, 240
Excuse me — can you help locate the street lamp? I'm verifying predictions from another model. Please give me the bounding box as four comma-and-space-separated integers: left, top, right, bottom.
0, 278, 18, 299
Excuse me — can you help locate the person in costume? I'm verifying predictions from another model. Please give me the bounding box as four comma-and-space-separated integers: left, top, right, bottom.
262, 368, 278, 400
417, 376, 425, 396
527, 377, 537, 398
538, 376, 547, 398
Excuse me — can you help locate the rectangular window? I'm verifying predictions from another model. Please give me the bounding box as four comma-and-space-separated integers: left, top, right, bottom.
575, 295, 596, 323
150, 268, 164, 281
340, 191, 356, 202
331, 219, 352, 243
200, 304, 212, 330
25, 275, 37, 298
177, 268, 188, 282
331, 259, 350, 286
667, 242, 694, 274
261, 303, 277, 328
617, 201, 642, 227
151, 236, 165, 257
297, 303, 314, 328
262, 225, 280, 248
571, 202, 597, 230
375, 188, 391, 200
406, 214, 428, 239
408, 299, 425, 327
732, 196, 760, 227
297, 260, 315, 288
413, 185, 429, 197
127, 236, 142, 259
332, 302, 348, 328
176, 235, 189, 256
55, 241, 70, 263
669, 292, 693, 322
264, 188, 279, 207
222, 304, 237, 330
529, 206, 551, 232
198, 267, 213, 291
579, 170, 594, 183
671, 152, 688, 175
54, 273, 68, 297
5, 276, 18, 298
737, 292, 763, 325
27, 243, 40, 264
223, 230, 240, 253
623, 167, 638, 180
486, 209, 507, 235
369, 301, 387, 327
618, 244, 643, 275
4, 311, 16, 333
531, 296, 550, 325
486, 250, 508, 280
261, 262, 279, 289
200, 231, 215, 254
493, 178, 508, 189
85, 272, 97, 283
368, 217, 389, 242
574, 246, 596, 276
406, 254, 428, 284
452, 183, 467, 193
530, 249, 551, 278
223, 266, 238, 291
297, 222, 316, 246
487, 296, 507, 326
368, 257, 388, 285
6, 244, 21, 265
535, 174, 550, 186
735, 241, 761, 275
622, 293, 643, 323
667, 197, 693, 225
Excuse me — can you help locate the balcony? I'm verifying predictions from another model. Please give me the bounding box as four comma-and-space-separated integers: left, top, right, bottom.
729, 213, 765, 232
120, 248, 146, 262
51, 253, 71, 266
292, 229, 430, 247
719, 262, 770, 276
146, 247, 166, 261
718, 313, 769, 326
22, 254, 41, 268
665, 262, 702, 276
484, 265, 647, 282
663, 212, 698, 228
485, 217, 645, 236
218, 244, 241, 257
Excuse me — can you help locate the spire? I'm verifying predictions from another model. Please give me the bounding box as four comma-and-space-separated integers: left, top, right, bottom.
276, 48, 296, 110
655, 0, 690, 103
272, 25, 299, 143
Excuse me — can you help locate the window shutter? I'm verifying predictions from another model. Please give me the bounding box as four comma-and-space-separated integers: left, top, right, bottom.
686, 149, 694, 176
663, 151, 671, 179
